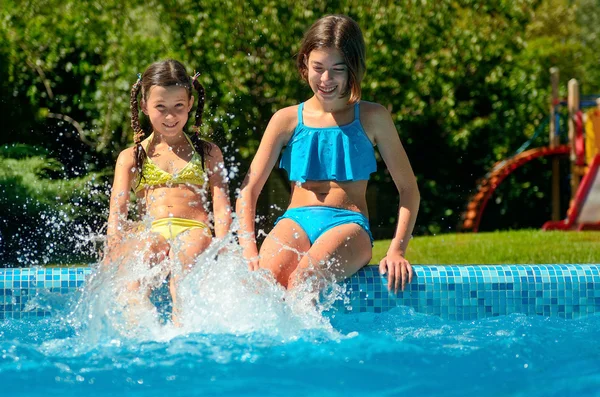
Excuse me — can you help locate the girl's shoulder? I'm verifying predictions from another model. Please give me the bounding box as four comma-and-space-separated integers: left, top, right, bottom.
203, 141, 224, 166
270, 104, 301, 132
358, 100, 389, 118
118, 136, 151, 159
359, 100, 393, 126
116, 146, 136, 165
113, 146, 137, 177
358, 101, 397, 143
205, 141, 223, 157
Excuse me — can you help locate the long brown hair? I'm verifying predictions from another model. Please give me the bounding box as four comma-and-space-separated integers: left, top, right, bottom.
130, 59, 210, 184
296, 15, 366, 104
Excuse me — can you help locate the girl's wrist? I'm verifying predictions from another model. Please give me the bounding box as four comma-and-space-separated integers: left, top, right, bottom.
237, 231, 257, 245
386, 245, 406, 257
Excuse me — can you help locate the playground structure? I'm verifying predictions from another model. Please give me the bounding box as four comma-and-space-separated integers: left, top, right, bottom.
462, 69, 600, 232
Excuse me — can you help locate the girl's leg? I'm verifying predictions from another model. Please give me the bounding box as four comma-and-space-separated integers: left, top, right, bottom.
288, 223, 372, 289
259, 218, 311, 288
169, 228, 213, 270
107, 234, 170, 323
168, 228, 212, 324
105, 232, 170, 269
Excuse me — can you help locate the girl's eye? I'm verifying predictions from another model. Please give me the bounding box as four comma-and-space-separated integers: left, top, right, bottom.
334, 69, 345, 73
175, 104, 184, 108
313, 68, 323, 72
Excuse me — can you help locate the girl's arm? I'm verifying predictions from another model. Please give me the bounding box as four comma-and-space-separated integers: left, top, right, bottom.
205, 143, 232, 239
236, 108, 295, 270
365, 103, 420, 293
105, 148, 136, 259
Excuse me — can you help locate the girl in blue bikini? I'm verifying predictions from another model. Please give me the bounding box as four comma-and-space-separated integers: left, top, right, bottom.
236, 15, 420, 293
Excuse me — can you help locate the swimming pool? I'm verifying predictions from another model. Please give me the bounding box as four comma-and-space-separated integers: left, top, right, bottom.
1, 264, 599, 396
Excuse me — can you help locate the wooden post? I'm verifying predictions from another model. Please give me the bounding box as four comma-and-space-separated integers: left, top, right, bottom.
549, 67, 560, 221
567, 79, 580, 200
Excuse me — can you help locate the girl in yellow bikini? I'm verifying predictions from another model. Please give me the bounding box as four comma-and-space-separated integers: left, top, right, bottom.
104, 59, 232, 323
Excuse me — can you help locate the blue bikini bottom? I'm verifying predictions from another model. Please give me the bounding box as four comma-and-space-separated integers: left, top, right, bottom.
274, 206, 374, 245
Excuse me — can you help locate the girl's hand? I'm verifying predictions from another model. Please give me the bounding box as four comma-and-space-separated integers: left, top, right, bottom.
247, 259, 260, 271
242, 244, 260, 271
379, 252, 413, 293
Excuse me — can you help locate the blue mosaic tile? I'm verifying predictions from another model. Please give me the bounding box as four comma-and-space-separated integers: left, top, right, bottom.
0, 265, 599, 320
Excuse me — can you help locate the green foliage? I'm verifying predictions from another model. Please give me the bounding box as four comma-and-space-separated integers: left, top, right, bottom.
0, 144, 109, 265
0, 155, 87, 217
0, 144, 50, 159
1, 0, 173, 151
525, 0, 600, 94
1, 0, 600, 263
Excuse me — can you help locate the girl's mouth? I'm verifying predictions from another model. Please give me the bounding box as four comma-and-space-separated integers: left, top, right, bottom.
318, 85, 337, 94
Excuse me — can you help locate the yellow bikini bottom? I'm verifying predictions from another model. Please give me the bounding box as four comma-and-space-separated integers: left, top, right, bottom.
150, 218, 211, 240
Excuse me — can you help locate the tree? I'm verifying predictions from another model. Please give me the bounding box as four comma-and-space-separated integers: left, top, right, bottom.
2, 0, 599, 265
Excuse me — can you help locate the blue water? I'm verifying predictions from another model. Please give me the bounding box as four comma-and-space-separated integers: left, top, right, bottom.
2, 307, 600, 396
2, 240, 600, 397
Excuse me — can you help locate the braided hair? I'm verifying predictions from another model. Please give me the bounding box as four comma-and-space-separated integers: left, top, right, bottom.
190, 72, 208, 168
129, 59, 211, 185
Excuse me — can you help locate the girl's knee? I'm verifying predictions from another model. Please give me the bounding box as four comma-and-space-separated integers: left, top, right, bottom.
286, 272, 296, 290
145, 246, 169, 264
287, 266, 328, 291
262, 260, 291, 288
139, 235, 169, 261
363, 249, 373, 265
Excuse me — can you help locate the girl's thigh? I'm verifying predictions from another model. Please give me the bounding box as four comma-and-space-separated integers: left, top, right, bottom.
289, 223, 372, 287
107, 233, 170, 268
107, 233, 170, 293
169, 228, 213, 270
259, 218, 311, 287
168, 228, 211, 320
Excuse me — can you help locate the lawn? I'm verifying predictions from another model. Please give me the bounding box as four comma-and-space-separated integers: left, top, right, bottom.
41, 229, 598, 268
372, 230, 600, 265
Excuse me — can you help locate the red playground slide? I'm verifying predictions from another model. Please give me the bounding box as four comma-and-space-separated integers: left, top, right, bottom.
462, 145, 570, 232
543, 154, 600, 230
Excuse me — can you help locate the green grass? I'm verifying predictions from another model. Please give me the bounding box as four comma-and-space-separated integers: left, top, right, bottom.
372, 230, 600, 265
45, 230, 599, 267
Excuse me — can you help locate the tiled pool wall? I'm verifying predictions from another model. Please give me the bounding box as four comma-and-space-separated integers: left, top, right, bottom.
0, 264, 599, 320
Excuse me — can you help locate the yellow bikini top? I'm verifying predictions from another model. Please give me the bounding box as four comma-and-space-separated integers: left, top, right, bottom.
134, 133, 206, 193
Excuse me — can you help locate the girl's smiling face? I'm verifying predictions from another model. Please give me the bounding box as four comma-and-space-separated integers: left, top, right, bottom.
305, 48, 349, 103
142, 85, 194, 137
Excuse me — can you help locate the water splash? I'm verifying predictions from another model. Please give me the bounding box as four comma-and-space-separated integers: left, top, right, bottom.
34, 221, 348, 357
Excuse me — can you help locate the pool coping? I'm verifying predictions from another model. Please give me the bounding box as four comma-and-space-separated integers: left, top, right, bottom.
1, 264, 599, 320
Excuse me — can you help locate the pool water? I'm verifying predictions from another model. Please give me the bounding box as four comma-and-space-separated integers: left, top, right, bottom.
2, 307, 600, 396
1, 242, 599, 396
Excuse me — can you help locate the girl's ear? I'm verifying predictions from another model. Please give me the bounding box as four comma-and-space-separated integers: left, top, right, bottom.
141, 99, 148, 116
303, 53, 308, 67
188, 96, 195, 112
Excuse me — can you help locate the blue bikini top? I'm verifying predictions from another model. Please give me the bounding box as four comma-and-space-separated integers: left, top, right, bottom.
279, 102, 377, 182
